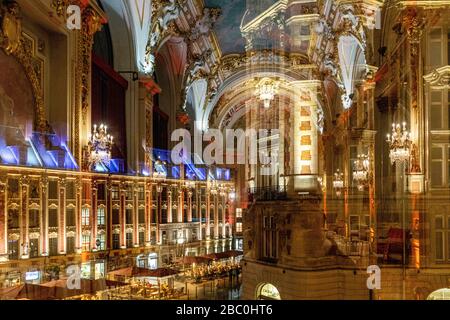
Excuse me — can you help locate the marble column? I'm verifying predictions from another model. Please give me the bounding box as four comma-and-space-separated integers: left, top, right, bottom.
167, 189, 173, 223
291, 81, 321, 193
0, 174, 7, 261
206, 193, 211, 240
75, 179, 82, 254
120, 182, 127, 249
40, 176, 49, 256
91, 180, 97, 251
20, 176, 29, 259
145, 182, 152, 246
58, 178, 66, 254
133, 184, 139, 247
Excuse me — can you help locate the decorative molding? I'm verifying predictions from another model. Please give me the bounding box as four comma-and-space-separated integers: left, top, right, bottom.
0, 1, 46, 131
423, 66, 450, 89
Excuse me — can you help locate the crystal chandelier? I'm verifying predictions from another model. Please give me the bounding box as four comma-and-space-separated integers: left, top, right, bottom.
333, 169, 344, 197
255, 78, 279, 109
353, 154, 370, 191
386, 122, 412, 164
88, 124, 113, 166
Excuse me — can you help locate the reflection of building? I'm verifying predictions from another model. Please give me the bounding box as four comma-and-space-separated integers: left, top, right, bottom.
2, 0, 450, 301
238, 0, 450, 300
0, 0, 237, 289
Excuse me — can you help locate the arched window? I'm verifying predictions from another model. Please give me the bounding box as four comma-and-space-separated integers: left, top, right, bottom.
427, 288, 450, 300
256, 283, 281, 300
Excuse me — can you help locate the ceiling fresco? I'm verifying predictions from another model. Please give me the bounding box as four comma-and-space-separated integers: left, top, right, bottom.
204, 0, 277, 55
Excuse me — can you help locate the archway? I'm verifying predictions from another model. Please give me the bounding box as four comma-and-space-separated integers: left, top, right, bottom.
256, 283, 281, 300
427, 288, 450, 300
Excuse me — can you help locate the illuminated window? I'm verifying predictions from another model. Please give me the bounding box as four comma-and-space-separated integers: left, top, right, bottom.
430, 145, 450, 187
138, 186, 145, 200
428, 288, 450, 300
82, 207, 90, 226
97, 233, 106, 251
236, 208, 242, 218
429, 90, 450, 130
435, 215, 450, 262
82, 234, 90, 252
97, 207, 105, 226
126, 232, 133, 248
236, 222, 242, 233
263, 215, 277, 259
427, 27, 450, 68
112, 234, 120, 249
257, 283, 281, 300
111, 187, 119, 200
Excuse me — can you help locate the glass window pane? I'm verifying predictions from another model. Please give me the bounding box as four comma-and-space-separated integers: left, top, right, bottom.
436, 231, 444, 260
430, 42, 442, 67
448, 233, 450, 261
436, 216, 444, 229
431, 91, 442, 103
430, 28, 441, 39
431, 162, 443, 186
431, 105, 442, 129
431, 147, 443, 160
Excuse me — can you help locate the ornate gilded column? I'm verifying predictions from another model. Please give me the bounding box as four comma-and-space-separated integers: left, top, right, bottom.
222, 196, 227, 237
133, 183, 139, 247
206, 192, 211, 240
119, 181, 127, 249
91, 179, 97, 250
140, 78, 161, 173
145, 182, 152, 246
214, 194, 219, 239
19, 176, 30, 259
291, 82, 321, 193
106, 179, 112, 250
49, 1, 105, 165
178, 188, 183, 223
187, 189, 193, 223
198, 190, 203, 241
75, 178, 82, 253
58, 178, 67, 254
156, 184, 162, 244
0, 173, 7, 261
76, 6, 105, 166
167, 188, 173, 224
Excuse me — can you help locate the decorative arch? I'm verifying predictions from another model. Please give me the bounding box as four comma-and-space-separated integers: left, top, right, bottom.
202, 66, 314, 131
256, 282, 282, 300
0, 1, 46, 131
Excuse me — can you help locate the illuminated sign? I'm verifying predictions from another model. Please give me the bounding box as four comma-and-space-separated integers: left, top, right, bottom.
25, 271, 40, 281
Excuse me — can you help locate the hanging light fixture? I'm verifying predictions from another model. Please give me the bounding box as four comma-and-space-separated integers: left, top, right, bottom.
333, 169, 344, 197
386, 122, 412, 164
88, 124, 114, 166
255, 77, 279, 109
353, 154, 370, 191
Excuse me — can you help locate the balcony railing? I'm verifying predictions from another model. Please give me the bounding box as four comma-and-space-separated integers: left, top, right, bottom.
248, 186, 287, 201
